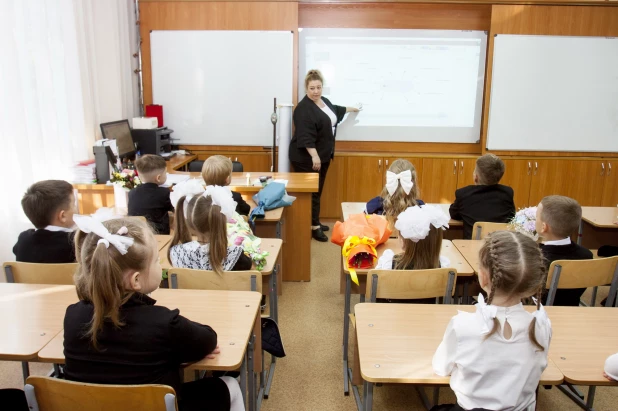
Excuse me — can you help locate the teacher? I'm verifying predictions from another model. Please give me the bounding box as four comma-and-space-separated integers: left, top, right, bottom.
289, 69, 360, 242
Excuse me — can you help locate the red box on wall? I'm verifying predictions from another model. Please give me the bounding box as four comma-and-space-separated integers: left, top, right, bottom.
145, 104, 163, 127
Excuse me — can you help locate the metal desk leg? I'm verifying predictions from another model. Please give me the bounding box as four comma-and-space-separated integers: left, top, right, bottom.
586, 386, 596, 410
248, 335, 255, 411
343, 274, 351, 396
22, 362, 30, 383
577, 221, 583, 246
240, 350, 247, 407
263, 264, 278, 399
363, 380, 374, 411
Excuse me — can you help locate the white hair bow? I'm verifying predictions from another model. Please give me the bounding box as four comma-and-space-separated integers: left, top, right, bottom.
385, 170, 413, 196
204, 185, 237, 220
424, 205, 450, 230
395, 205, 450, 242
475, 294, 498, 335
73, 214, 134, 255
170, 179, 206, 214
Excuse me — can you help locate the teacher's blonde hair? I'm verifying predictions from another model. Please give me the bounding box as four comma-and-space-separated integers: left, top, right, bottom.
305, 69, 324, 90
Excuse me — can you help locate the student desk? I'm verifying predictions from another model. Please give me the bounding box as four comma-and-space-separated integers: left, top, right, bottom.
155, 234, 171, 251
451, 239, 483, 273
160, 238, 283, 324
340, 238, 474, 395
579, 207, 618, 250
38, 289, 262, 411
354, 303, 566, 411
0, 283, 78, 382
166, 154, 198, 173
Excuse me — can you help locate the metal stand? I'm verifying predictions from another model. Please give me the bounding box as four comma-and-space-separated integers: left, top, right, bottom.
557, 384, 596, 411
270, 98, 277, 172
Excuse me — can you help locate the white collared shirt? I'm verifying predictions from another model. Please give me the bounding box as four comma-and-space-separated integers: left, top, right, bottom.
542, 237, 571, 246
43, 225, 74, 233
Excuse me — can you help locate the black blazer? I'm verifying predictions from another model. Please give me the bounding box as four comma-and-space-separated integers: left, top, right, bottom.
63, 293, 217, 395
128, 183, 174, 234
449, 184, 516, 239
13, 229, 75, 263
540, 242, 593, 306
289, 95, 346, 164
232, 191, 250, 216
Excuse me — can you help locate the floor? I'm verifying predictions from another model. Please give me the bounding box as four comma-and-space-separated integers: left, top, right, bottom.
1, 222, 616, 410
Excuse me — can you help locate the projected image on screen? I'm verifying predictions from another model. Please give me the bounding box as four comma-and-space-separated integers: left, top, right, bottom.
299, 29, 487, 143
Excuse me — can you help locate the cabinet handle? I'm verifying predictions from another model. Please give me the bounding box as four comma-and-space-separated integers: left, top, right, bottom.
460, 161, 464, 174
527, 162, 531, 175
378, 159, 382, 172
453, 161, 457, 175
385, 159, 389, 167
601, 163, 605, 176
235, 157, 238, 162
534, 162, 538, 176
609, 162, 612, 176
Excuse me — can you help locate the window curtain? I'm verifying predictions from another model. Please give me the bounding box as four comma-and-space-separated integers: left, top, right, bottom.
0, 0, 138, 266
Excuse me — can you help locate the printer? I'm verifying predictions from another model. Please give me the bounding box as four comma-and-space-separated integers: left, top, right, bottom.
131, 127, 174, 158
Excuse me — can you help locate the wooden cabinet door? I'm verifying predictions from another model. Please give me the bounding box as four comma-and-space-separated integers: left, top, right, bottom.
530, 160, 605, 206
601, 159, 618, 206
230, 153, 271, 172
421, 158, 459, 203
456, 159, 476, 190
320, 156, 346, 219
343, 156, 384, 202
501, 159, 533, 209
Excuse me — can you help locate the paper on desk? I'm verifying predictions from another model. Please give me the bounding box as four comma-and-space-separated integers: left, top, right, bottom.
439, 255, 451, 268
161, 173, 190, 187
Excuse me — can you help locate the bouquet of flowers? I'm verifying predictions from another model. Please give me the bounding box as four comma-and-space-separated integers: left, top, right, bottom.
110, 169, 141, 190
227, 212, 269, 270
508, 206, 538, 240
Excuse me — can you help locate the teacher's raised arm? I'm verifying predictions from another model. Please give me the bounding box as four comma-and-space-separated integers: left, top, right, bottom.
289, 69, 360, 242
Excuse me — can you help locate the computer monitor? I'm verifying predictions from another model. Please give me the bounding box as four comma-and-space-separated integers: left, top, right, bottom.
100, 120, 135, 158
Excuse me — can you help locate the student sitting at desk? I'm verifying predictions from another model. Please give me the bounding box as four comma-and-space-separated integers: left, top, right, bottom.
63, 216, 245, 411
432, 231, 551, 411
449, 154, 515, 239
13, 179, 76, 263
169, 186, 252, 273
366, 159, 424, 226
128, 154, 174, 234
201, 155, 250, 216
536, 195, 593, 306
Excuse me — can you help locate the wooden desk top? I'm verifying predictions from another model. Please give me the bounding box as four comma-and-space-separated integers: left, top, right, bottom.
0, 284, 77, 361
171, 172, 319, 193
155, 235, 172, 251
342, 239, 474, 277
39, 289, 261, 371
246, 199, 284, 222
354, 303, 563, 385
341, 202, 462, 227
160, 238, 282, 275
452, 239, 484, 274
581, 207, 618, 228
166, 154, 197, 173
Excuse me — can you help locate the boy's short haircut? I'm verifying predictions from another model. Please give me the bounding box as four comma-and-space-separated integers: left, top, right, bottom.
22, 180, 74, 229
202, 155, 233, 186
540, 195, 582, 238
135, 155, 167, 177
475, 154, 506, 185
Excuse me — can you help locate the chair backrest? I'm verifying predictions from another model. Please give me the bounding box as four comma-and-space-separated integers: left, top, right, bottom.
546, 256, 618, 307
232, 161, 243, 172
366, 268, 457, 303
188, 160, 204, 173
473, 222, 511, 240
24, 376, 177, 411
3, 262, 78, 284
168, 267, 262, 293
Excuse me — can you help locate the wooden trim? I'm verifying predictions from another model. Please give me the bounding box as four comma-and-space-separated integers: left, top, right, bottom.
141, 0, 618, 6
490, 151, 618, 157
335, 141, 482, 154
179, 145, 275, 153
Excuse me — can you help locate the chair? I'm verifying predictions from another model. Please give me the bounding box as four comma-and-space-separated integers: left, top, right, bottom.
24, 376, 176, 411
347, 268, 457, 410
3, 262, 78, 284
545, 256, 618, 410
187, 160, 243, 173
472, 222, 511, 240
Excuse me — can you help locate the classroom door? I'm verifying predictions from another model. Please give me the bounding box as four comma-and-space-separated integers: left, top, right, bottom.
501, 159, 533, 209
421, 158, 458, 203
455, 159, 476, 190
601, 159, 618, 207
320, 156, 346, 219
529, 160, 605, 206
344, 156, 385, 202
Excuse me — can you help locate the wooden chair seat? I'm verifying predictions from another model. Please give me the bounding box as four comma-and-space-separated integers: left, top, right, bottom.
3, 262, 78, 285
472, 222, 511, 240
167, 267, 262, 293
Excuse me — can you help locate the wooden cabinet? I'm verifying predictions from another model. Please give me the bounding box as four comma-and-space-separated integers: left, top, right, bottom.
501, 159, 533, 209
320, 157, 346, 220
601, 159, 618, 207
421, 158, 459, 203
343, 156, 384, 202
456, 158, 476, 190
197, 152, 271, 172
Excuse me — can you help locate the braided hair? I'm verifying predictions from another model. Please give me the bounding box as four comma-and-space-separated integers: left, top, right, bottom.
478, 231, 547, 350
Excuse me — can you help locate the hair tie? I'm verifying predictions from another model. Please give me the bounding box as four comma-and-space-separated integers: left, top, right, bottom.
97, 239, 110, 249
117, 227, 128, 235
74, 215, 134, 255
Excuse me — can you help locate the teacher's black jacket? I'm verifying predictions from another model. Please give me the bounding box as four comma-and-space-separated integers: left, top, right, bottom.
63, 293, 217, 395
289, 95, 346, 164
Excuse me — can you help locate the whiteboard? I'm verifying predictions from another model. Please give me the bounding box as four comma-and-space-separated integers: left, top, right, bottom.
487, 35, 618, 152
151, 31, 293, 145
299, 28, 487, 143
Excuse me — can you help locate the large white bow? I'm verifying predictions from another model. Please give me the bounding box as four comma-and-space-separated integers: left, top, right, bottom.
73, 215, 134, 255
170, 179, 206, 211
475, 294, 498, 335
204, 185, 237, 220
385, 170, 414, 196
395, 205, 431, 242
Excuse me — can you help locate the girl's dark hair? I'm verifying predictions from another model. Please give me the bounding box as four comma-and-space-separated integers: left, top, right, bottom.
169, 195, 228, 275
478, 231, 547, 350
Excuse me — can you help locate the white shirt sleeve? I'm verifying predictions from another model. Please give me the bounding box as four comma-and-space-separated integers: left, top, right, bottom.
433, 317, 457, 376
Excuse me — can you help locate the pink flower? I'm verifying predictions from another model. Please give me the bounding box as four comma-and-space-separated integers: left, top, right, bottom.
234, 237, 244, 246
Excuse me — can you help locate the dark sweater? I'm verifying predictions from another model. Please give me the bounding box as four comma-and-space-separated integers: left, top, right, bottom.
128, 183, 174, 234
13, 229, 75, 263
366, 196, 425, 215
449, 184, 516, 239
64, 293, 217, 395
541, 242, 594, 306
232, 191, 250, 216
